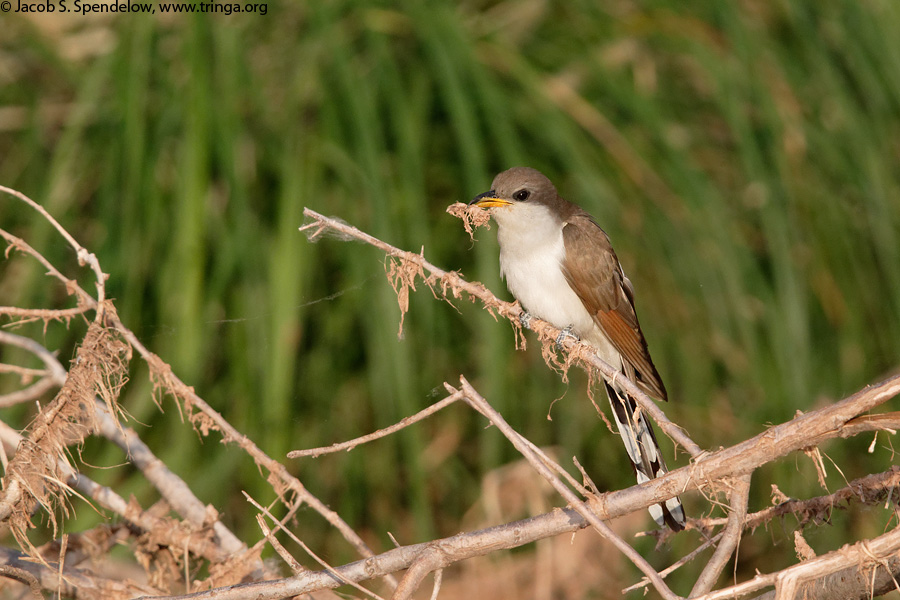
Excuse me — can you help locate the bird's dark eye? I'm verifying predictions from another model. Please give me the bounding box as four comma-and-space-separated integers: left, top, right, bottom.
513, 189, 530, 201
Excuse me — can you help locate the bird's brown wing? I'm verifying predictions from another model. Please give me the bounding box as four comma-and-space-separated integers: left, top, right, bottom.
560, 214, 668, 401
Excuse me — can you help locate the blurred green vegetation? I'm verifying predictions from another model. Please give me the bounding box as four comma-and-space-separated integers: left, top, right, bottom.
1, 0, 899, 593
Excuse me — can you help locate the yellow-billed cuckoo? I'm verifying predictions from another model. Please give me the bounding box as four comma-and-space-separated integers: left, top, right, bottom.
470, 166, 686, 531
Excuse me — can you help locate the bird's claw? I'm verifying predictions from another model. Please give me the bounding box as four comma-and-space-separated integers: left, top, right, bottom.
518, 311, 533, 330
555, 325, 579, 349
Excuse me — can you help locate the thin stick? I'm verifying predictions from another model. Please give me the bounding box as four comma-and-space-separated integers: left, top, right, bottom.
690, 474, 752, 597
689, 524, 900, 600
457, 376, 682, 600
0, 546, 159, 598
429, 569, 443, 600
0, 185, 106, 307
696, 467, 900, 531
0, 190, 389, 582
255, 513, 304, 574
244, 492, 386, 600
624, 530, 726, 593
246, 495, 306, 558
0, 419, 234, 564
0, 331, 68, 383
0, 564, 43, 599
391, 550, 445, 600
288, 390, 463, 458
93, 398, 249, 557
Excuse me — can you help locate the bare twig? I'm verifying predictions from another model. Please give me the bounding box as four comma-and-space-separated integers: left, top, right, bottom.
0, 546, 159, 599
254, 513, 304, 575
0, 335, 252, 569
596, 374, 900, 524
0, 418, 239, 565
456, 377, 682, 600
690, 524, 900, 600
0, 188, 390, 584
696, 466, 900, 531
244, 492, 386, 600
429, 569, 443, 600
288, 390, 464, 458
0, 376, 57, 407
0, 185, 106, 308
0, 564, 42, 599
392, 548, 446, 600
0, 305, 90, 327
132, 368, 900, 600
134, 348, 392, 583
0, 330, 68, 407
690, 474, 752, 597
625, 531, 726, 593
751, 555, 900, 600
93, 399, 250, 560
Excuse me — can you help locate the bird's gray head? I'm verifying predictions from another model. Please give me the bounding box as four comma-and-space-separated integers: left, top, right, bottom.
469, 167, 558, 210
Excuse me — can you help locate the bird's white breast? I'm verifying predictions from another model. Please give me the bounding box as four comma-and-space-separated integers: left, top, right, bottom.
494, 204, 596, 339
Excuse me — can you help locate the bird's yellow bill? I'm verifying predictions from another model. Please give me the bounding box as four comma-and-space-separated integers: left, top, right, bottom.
470, 198, 513, 208
469, 190, 512, 208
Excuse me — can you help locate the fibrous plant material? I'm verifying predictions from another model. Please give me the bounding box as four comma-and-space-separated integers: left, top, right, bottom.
0, 315, 130, 552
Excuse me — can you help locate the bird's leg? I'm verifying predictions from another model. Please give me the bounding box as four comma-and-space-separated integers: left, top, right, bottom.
518, 310, 534, 330
556, 325, 580, 349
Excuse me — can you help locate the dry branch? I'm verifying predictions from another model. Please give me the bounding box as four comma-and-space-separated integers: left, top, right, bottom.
288, 390, 464, 458
133, 371, 899, 600
0, 331, 69, 407
699, 466, 900, 531
456, 377, 681, 600
689, 474, 751, 597
1, 186, 898, 600
0, 318, 129, 546
0, 186, 395, 594
93, 399, 248, 559
0, 336, 255, 571
690, 523, 900, 600
0, 546, 160, 599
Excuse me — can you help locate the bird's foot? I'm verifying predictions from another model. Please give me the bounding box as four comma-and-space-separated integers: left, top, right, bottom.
556, 325, 580, 349
518, 311, 533, 330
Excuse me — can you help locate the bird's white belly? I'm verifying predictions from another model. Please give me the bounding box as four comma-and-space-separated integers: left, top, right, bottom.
499, 235, 595, 338
493, 204, 621, 366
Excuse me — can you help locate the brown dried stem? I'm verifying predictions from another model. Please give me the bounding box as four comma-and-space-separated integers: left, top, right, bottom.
133, 362, 898, 600
456, 377, 681, 600
92, 398, 251, 561
0, 319, 129, 544
697, 466, 900, 531
243, 492, 386, 600
0, 184, 106, 308
0, 330, 70, 407
0, 546, 160, 599
690, 523, 900, 600
0, 188, 389, 583
288, 390, 464, 458
690, 474, 752, 597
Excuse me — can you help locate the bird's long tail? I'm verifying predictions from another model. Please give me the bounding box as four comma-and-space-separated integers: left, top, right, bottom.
605, 382, 686, 531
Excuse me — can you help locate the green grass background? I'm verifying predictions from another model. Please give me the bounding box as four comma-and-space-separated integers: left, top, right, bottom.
1, 0, 899, 595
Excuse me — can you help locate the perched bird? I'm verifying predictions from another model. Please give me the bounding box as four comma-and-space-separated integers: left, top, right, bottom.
469, 167, 685, 531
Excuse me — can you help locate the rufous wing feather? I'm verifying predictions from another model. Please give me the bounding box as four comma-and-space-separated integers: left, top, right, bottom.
561, 215, 668, 401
